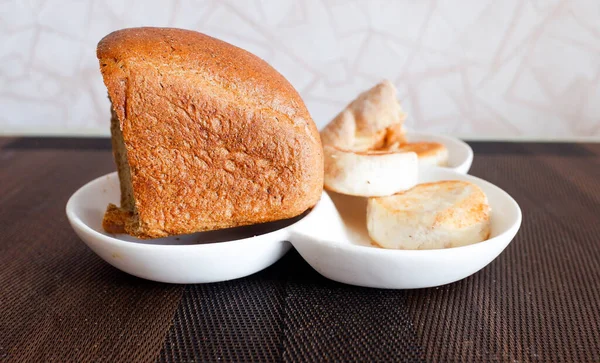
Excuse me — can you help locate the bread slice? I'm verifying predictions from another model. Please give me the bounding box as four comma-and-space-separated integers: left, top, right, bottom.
97, 27, 323, 239
396, 142, 449, 167
320, 80, 407, 151
323, 145, 417, 197
320, 80, 416, 196
367, 181, 491, 249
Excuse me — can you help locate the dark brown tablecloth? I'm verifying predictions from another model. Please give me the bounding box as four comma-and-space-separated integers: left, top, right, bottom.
1, 138, 599, 362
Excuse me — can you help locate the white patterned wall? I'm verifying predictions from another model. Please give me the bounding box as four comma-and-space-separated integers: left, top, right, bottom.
1, 0, 599, 140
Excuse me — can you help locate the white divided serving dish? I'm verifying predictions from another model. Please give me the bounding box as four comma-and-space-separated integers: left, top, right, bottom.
66, 168, 520, 288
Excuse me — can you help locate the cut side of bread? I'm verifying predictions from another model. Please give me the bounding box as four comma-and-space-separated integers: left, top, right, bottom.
98, 27, 323, 239
367, 181, 491, 250
102, 107, 138, 234
395, 142, 449, 167
323, 145, 418, 197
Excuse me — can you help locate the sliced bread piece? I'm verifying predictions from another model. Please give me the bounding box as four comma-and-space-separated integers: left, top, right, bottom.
367, 181, 491, 249
323, 145, 418, 197
320, 80, 416, 196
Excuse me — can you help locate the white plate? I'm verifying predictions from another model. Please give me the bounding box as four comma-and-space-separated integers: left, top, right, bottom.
66, 168, 520, 288
406, 131, 473, 174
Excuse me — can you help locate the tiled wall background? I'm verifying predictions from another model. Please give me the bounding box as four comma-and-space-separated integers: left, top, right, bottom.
1, 0, 599, 140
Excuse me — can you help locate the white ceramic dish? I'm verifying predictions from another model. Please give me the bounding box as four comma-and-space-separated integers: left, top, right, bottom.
66, 172, 300, 284
406, 131, 473, 174
66, 168, 520, 288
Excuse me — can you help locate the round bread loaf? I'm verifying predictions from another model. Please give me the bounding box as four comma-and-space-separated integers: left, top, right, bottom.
98, 27, 324, 239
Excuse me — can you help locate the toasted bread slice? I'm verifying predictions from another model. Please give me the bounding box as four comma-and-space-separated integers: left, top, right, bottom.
396, 142, 449, 167
367, 181, 491, 249
323, 145, 417, 197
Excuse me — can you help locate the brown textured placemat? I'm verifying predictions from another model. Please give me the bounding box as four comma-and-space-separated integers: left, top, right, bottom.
0, 138, 184, 362
1, 138, 599, 362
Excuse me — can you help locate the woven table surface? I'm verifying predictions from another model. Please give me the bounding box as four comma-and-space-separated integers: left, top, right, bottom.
1, 138, 599, 362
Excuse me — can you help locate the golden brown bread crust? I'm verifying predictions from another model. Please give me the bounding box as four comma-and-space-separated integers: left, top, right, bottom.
98, 27, 323, 239
395, 142, 446, 157
102, 203, 132, 234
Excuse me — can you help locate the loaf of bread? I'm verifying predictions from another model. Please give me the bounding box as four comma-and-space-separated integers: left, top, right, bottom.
98, 27, 324, 239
